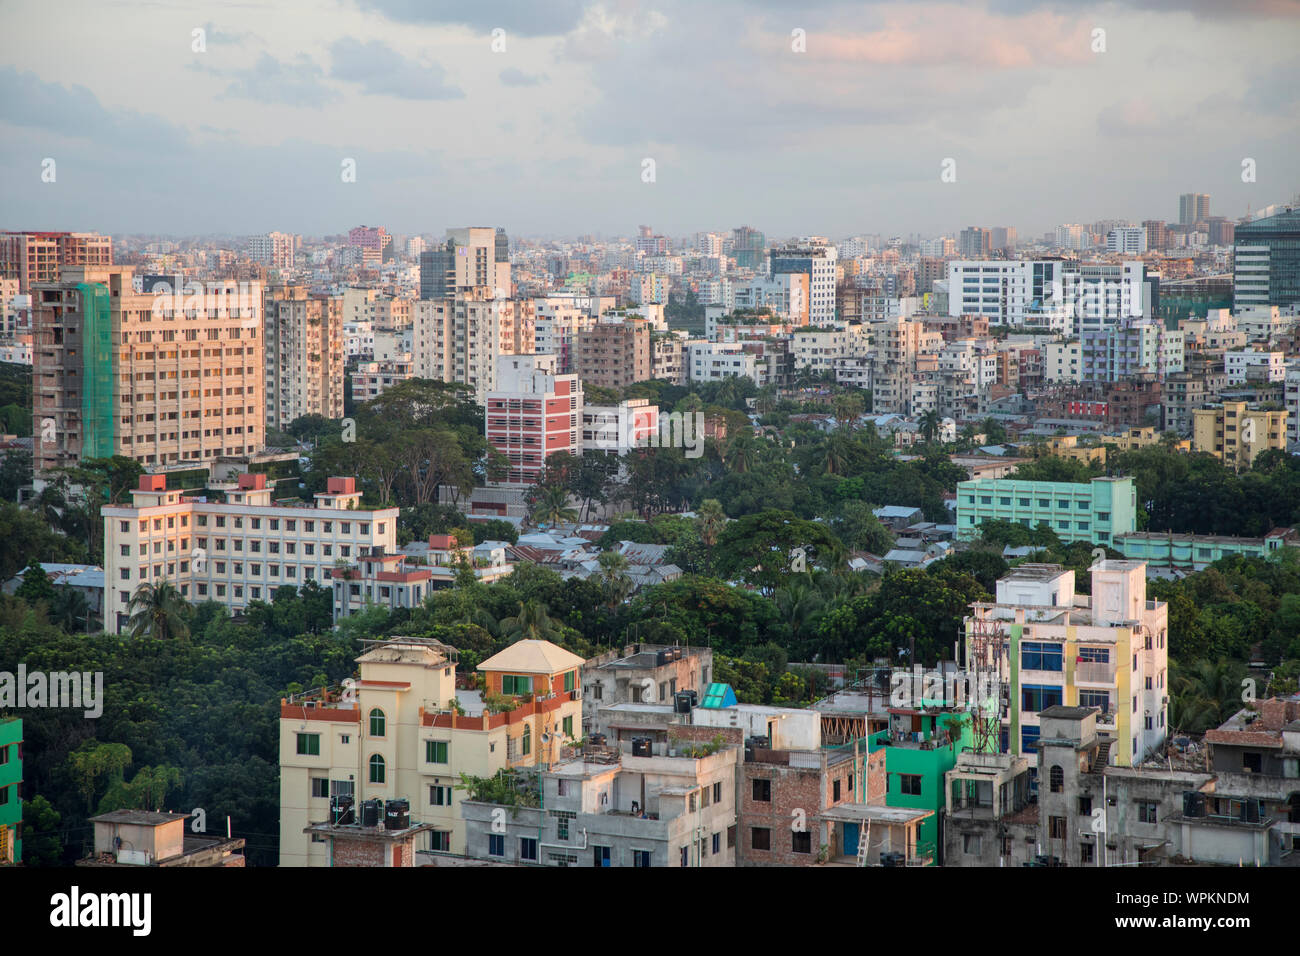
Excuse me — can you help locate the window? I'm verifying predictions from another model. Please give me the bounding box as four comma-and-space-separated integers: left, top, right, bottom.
1080, 842, 1095, 864
752, 779, 772, 802
430, 831, 450, 852
832, 779, 841, 802
898, 774, 922, 796
963, 833, 982, 855
311, 777, 329, 798
501, 674, 533, 696
426, 740, 448, 763
296, 733, 320, 756
488, 834, 504, 857
713, 781, 722, 803
1138, 801, 1158, 824
792, 831, 812, 854
632, 849, 652, 867
1022, 685, 1063, 712
1049, 766, 1064, 792
369, 708, 386, 737
522, 725, 531, 756
712, 832, 721, 855
1022, 642, 1063, 671
593, 845, 611, 867
429, 785, 451, 806
1021, 726, 1040, 753
1049, 816, 1067, 839
751, 827, 771, 851
368, 754, 385, 784
562, 716, 573, 739
564, 670, 575, 692
1079, 796, 1092, 816
520, 837, 538, 862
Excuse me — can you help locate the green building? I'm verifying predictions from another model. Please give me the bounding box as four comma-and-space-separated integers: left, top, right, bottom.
0, 717, 21, 864
956, 475, 1137, 546
869, 708, 974, 866
1117, 528, 1297, 569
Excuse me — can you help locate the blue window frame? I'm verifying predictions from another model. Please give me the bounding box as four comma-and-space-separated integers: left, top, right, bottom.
1021, 642, 1063, 671
488, 834, 504, 857
1021, 684, 1063, 712
1078, 646, 1109, 663
1079, 690, 1111, 712
1021, 725, 1041, 753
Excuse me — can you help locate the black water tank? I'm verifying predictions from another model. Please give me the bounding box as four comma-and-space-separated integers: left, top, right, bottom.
1183, 791, 1206, 817
672, 647, 683, 661
656, 649, 671, 666
385, 798, 410, 830
631, 737, 653, 757
674, 690, 697, 714
332, 795, 355, 825
360, 798, 382, 828
881, 851, 905, 867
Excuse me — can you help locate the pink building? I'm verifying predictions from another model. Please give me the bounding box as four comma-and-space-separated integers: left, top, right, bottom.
485, 354, 582, 486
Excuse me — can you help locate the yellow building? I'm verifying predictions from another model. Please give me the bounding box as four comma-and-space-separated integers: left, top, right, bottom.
1191, 401, 1286, 469
278, 637, 584, 866
1043, 435, 1108, 466
1100, 426, 1190, 454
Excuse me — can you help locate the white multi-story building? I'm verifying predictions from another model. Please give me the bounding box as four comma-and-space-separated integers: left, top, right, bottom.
1044, 341, 1083, 383
412, 293, 535, 405
919, 237, 956, 258
102, 473, 396, 634
247, 232, 295, 270
264, 286, 345, 431
1225, 348, 1287, 385
948, 260, 1145, 335
769, 238, 838, 326
1106, 227, 1147, 254
687, 341, 761, 383
1285, 365, 1300, 447
964, 561, 1169, 770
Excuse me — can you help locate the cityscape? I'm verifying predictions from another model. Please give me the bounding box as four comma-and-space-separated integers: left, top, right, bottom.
1, 0, 1299, 925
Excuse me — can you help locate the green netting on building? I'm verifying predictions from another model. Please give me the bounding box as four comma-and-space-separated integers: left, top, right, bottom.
79, 282, 115, 459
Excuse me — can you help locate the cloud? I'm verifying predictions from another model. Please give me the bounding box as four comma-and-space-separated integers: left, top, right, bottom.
329, 38, 464, 99
352, 0, 590, 36
499, 67, 546, 86
217, 53, 341, 107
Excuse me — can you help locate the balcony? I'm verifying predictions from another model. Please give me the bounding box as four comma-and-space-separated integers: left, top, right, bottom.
1074, 660, 1116, 685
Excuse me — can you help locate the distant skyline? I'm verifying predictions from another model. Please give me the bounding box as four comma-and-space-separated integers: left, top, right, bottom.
2, 0, 1298, 238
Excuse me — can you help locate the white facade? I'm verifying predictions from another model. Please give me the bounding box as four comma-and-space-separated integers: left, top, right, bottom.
1225, 349, 1286, 384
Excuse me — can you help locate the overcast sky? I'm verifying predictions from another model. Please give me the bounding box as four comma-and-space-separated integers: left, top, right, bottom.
1, 0, 1298, 241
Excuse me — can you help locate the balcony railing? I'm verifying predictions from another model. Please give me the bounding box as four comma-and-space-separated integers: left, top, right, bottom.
1074, 661, 1117, 684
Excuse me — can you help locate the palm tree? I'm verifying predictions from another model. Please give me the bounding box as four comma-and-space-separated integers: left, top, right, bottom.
919, 410, 941, 445
832, 391, 864, 431
127, 580, 190, 640
696, 499, 727, 551
724, 432, 757, 473
500, 600, 560, 643
531, 486, 577, 528
596, 550, 633, 610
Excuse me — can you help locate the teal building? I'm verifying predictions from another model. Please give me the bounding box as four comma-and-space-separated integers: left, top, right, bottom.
956, 475, 1137, 546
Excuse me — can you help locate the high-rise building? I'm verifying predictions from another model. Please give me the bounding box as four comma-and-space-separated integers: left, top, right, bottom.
947, 260, 1145, 336
991, 226, 1017, 255
247, 232, 295, 270
1106, 227, 1147, 254
959, 227, 992, 259
769, 237, 837, 325
1142, 220, 1169, 251
412, 291, 535, 404
1179, 192, 1210, 226
0, 231, 112, 293
419, 226, 511, 300
347, 225, 392, 259
1205, 217, 1235, 247
575, 316, 652, 388
1233, 207, 1300, 310
264, 285, 344, 431
485, 353, 582, 487
1080, 318, 1183, 382
32, 266, 264, 474
731, 226, 766, 270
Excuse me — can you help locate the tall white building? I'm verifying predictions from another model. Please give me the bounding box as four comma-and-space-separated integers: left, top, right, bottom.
948, 260, 1145, 335
412, 292, 535, 405
769, 237, 838, 325
247, 232, 295, 270
1106, 227, 1147, 254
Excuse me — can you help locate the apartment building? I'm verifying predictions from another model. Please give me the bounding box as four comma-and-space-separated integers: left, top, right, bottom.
581, 643, 713, 737
581, 399, 659, 456
1, 231, 112, 293
247, 232, 295, 270
419, 227, 510, 300
1162, 370, 1229, 436
769, 238, 838, 325
651, 331, 686, 385
1233, 208, 1300, 310
278, 637, 583, 865
943, 751, 1038, 866
102, 473, 396, 634
459, 738, 737, 867
350, 357, 413, 403
1191, 401, 1287, 469
1225, 348, 1286, 384
948, 260, 1145, 335
575, 316, 652, 387
964, 561, 1169, 771
32, 265, 264, 474
1286, 366, 1300, 447
868, 316, 945, 415
956, 476, 1137, 546
0, 717, 20, 864
264, 285, 344, 431
1080, 319, 1184, 382
485, 353, 582, 487
412, 291, 535, 404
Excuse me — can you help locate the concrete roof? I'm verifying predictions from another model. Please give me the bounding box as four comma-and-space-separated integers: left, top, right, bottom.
477, 639, 585, 675
822, 804, 933, 824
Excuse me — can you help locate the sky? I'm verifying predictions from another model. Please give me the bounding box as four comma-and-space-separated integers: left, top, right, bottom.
1, 0, 1298, 241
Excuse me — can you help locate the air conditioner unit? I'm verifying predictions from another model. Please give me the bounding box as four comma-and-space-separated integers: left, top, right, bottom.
572, 688, 583, 700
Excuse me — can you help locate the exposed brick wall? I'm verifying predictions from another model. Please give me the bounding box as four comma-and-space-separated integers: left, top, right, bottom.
739, 751, 866, 867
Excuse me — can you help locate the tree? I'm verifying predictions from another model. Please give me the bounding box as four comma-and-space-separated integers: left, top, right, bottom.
696, 499, 727, 551
127, 580, 191, 641
14, 560, 55, 605
596, 550, 633, 610
531, 485, 577, 527
919, 409, 942, 445
66, 741, 133, 813
830, 500, 894, 555
500, 600, 562, 643
22, 795, 63, 866
712, 510, 844, 593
